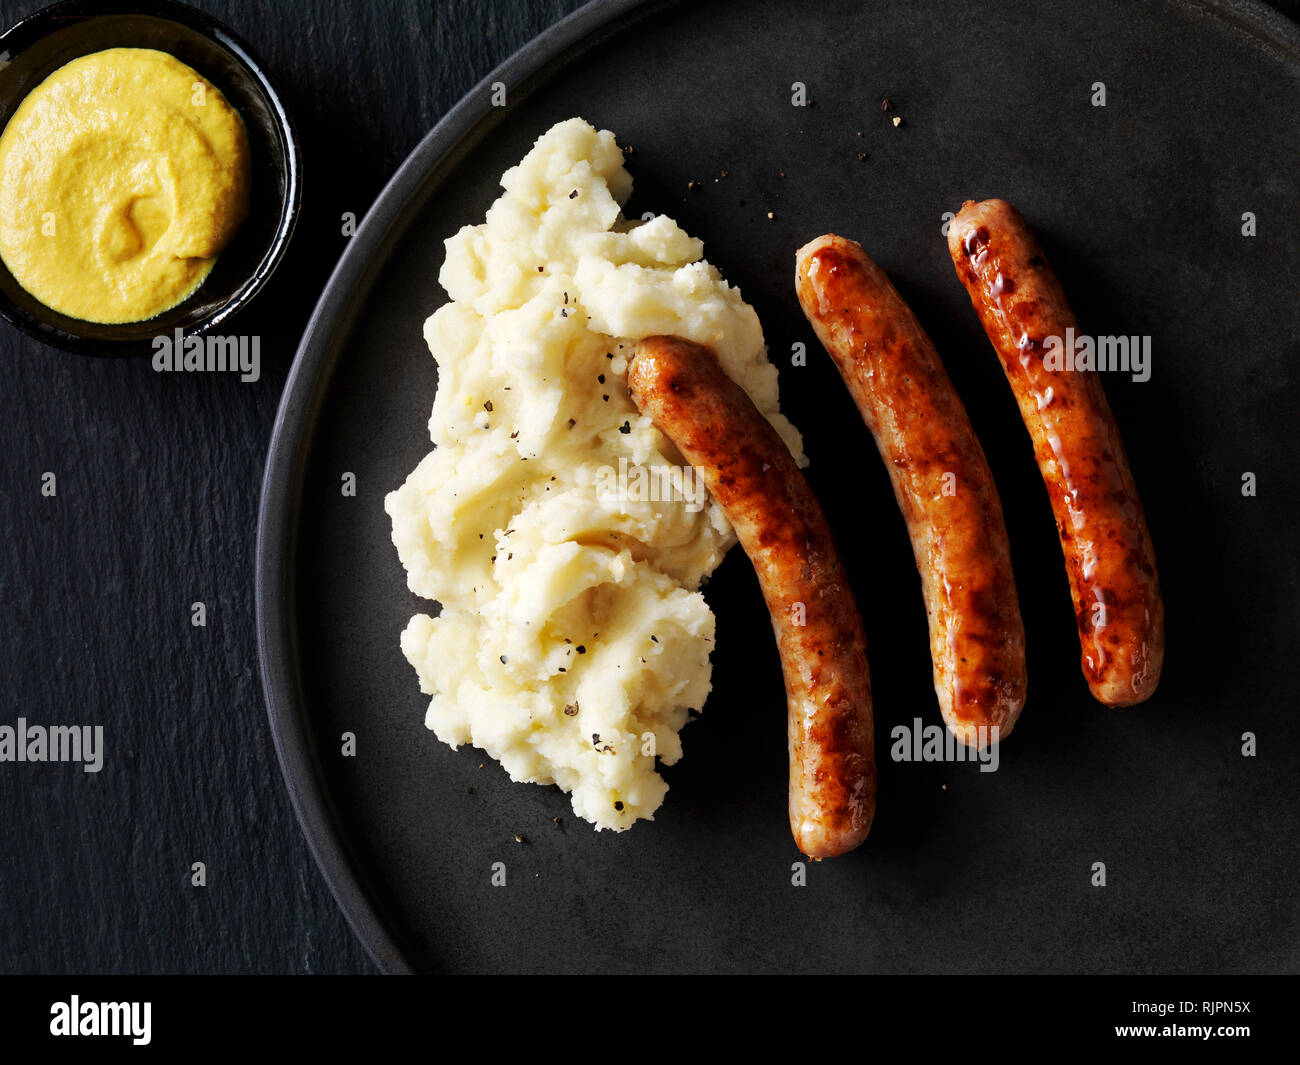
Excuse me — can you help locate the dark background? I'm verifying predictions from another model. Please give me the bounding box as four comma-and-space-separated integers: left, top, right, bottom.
1, 0, 1297, 975
0, 0, 591, 976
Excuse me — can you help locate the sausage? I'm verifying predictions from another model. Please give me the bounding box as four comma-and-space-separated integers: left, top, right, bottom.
795, 234, 1027, 746
627, 335, 875, 858
946, 199, 1164, 707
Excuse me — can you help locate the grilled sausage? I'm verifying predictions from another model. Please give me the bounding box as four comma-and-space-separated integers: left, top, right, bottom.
947, 199, 1163, 706
796, 234, 1027, 747
628, 335, 875, 858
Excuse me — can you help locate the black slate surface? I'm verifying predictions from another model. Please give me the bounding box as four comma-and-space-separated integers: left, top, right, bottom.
2, 0, 1299, 976
0, 0, 586, 976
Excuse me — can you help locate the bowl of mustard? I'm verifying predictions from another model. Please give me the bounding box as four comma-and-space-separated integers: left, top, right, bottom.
0, 0, 300, 355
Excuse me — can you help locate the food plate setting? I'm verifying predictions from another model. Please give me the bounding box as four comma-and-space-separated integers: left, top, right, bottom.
257, 0, 1300, 973
1, 0, 1295, 990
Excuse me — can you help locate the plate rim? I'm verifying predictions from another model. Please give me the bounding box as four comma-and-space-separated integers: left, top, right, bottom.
255, 0, 1300, 976
255, 0, 661, 976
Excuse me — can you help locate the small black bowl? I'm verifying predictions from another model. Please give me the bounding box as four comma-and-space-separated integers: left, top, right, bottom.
0, 0, 301, 356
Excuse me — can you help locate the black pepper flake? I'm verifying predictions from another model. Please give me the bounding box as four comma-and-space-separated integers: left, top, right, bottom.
483, 400, 493, 411
564, 702, 579, 716
597, 373, 605, 383
510, 430, 519, 439
557, 666, 565, 672
592, 733, 601, 744
602, 395, 610, 402
614, 801, 624, 811
650, 635, 658, 643
618, 421, 631, 434
563, 291, 568, 304
568, 189, 578, 199
514, 833, 526, 844
606, 352, 614, 359
576, 645, 586, 654
567, 418, 577, 429
687, 179, 700, 192
466, 786, 474, 794
499, 655, 507, 664
560, 308, 567, 317
537, 265, 544, 272
552, 816, 563, 825
881, 97, 894, 112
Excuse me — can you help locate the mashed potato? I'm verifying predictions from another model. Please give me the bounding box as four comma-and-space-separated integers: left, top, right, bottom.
385, 118, 803, 830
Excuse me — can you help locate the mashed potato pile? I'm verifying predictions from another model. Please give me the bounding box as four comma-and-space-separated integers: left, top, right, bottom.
385, 117, 803, 830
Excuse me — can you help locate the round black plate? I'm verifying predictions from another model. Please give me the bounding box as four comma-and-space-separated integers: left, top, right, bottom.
258, 0, 1300, 974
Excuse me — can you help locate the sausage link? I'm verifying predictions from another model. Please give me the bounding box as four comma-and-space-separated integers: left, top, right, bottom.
628, 335, 875, 858
947, 199, 1164, 706
796, 234, 1027, 746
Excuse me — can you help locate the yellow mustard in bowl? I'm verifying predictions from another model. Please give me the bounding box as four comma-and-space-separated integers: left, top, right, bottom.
0, 47, 251, 324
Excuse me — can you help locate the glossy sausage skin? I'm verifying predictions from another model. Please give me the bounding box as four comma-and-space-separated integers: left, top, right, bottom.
947, 199, 1164, 707
796, 234, 1027, 747
628, 335, 875, 858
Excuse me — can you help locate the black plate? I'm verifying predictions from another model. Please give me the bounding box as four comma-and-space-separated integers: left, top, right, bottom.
0, 0, 301, 355
258, 0, 1300, 974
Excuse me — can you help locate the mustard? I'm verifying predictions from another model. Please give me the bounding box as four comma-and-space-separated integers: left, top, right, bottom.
0, 47, 251, 324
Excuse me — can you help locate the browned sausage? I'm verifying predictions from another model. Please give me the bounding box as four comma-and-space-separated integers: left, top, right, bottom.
796, 234, 1027, 746
947, 199, 1164, 707
628, 335, 875, 858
